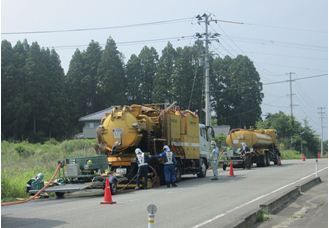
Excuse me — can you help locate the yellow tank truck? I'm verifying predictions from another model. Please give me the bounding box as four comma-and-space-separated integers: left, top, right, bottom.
96, 103, 213, 185
224, 128, 281, 169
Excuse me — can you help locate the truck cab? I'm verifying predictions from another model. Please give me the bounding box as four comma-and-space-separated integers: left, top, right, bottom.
199, 124, 211, 161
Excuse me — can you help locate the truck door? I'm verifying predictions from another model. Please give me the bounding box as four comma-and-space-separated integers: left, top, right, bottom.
199, 125, 210, 160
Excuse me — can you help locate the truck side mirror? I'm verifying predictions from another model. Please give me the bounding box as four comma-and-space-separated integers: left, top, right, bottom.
206, 126, 215, 140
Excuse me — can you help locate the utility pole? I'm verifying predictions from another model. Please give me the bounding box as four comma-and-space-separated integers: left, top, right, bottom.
318, 107, 326, 157
286, 72, 296, 148
196, 13, 219, 126
286, 72, 296, 120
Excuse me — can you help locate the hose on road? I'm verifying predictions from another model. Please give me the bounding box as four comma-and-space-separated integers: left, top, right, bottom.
2, 162, 62, 206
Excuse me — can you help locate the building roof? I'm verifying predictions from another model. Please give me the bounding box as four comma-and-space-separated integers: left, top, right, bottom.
79, 107, 113, 122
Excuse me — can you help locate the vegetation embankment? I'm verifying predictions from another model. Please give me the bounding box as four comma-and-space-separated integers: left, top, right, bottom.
1, 139, 96, 202
280, 150, 301, 160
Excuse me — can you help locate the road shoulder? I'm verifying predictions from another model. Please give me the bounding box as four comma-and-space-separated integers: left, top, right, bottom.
257, 172, 328, 228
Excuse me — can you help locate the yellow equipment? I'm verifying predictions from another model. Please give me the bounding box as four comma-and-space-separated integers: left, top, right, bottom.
225, 128, 281, 169
96, 104, 211, 183
226, 129, 277, 148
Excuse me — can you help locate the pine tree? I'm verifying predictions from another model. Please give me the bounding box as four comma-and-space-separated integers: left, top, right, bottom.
138, 46, 158, 104
153, 42, 176, 103
97, 37, 126, 107
126, 54, 143, 104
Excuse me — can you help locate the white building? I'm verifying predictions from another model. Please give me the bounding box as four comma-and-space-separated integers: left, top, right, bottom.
79, 107, 113, 138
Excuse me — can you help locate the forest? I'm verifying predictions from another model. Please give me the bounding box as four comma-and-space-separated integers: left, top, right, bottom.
3, 36, 324, 156
2, 37, 263, 141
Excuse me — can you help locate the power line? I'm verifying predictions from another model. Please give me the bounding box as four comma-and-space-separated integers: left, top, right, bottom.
263, 74, 328, 85
2, 17, 194, 35
244, 22, 327, 34
211, 23, 283, 78
222, 35, 327, 51
244, 50, 328, 61
207, 14, 326, 33
262, 103, 289, 108
48, 35, 195, 49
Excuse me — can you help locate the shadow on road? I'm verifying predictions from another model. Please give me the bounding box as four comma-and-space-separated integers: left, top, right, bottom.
1, 216, 66, 228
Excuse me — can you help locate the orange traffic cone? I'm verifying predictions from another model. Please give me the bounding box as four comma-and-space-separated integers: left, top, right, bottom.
302, 153, 306, 162
101, 178, 115, 204
229, 161, 234, 176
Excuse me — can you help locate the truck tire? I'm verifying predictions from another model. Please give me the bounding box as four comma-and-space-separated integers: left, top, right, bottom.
55, 192, 65, 199
244, 156, 252, 169
110, 180, 118, 195
257, 155, 266, 167
175, 161, 182, 182
197, 158, 207, 178
265, 152, 270, 166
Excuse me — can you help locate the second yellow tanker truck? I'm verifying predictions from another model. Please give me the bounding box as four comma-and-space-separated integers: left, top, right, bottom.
223, 128, 281, 169
96, 103, 213, 186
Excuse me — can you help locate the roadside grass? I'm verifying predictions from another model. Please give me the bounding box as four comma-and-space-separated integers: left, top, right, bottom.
1, 139, 97, 201
280, 150, 301, 160
257, 209, 271, 222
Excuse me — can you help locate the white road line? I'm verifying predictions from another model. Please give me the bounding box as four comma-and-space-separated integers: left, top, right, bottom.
192, 167, 328, 228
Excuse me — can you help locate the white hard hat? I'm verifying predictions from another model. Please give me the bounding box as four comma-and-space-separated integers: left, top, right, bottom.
163, 145, 170, 152
241, 142, 246, 147
135, 148, 142, 154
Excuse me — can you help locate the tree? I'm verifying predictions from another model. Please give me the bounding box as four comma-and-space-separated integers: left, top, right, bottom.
138, 46, 158, 104
97, 37, 126, 107
66, 49, 86, 134
153, 42, 176, 103
126, 54, 143, 104
213, 55, 263, 128
83, 41, 103, 112
45, 49, 67, 138
256, 112, 320, 156
171, 46, 195, 109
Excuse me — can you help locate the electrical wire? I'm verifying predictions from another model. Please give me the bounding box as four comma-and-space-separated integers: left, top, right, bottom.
2, 17, 194, 35
263, 74, 327, 85
224, 36, 327, 52
49, 35, 195, 50
210, 24, 283, 78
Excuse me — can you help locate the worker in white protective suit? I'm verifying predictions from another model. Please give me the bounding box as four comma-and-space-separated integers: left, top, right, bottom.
135, 148, 149, 190
210, 140, 219, 180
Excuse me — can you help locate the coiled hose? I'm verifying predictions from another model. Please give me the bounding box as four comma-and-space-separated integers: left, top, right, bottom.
2, 162, 62, 206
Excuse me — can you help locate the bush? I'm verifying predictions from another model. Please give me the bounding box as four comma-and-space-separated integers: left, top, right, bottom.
1, 139, 97, 201
280, 150, 300, 160
15, 146, 35, 158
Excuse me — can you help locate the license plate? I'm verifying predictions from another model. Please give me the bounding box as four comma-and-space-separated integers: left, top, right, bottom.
116, 168, 127, 175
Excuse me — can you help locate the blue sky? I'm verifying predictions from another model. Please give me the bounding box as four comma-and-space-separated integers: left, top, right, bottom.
2, 0, 328, 139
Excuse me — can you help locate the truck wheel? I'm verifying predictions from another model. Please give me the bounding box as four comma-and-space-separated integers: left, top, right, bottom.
110, 181, 118, 195
55, 192, 65, 199
197, 159, 207, 178
265, 152, 270, 166
244, 156, 252, 169
175, 162, 182, 182
257, 155, 266, 167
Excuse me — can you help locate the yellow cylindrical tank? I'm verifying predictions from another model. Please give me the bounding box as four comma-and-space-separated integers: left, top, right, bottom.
99, 106, 143, 153
226, 129, 276, 148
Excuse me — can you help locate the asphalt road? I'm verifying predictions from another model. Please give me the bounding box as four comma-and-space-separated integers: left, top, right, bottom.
2, 159, 328, 228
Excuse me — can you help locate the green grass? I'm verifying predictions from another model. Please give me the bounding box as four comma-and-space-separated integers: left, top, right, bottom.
1, 139, 97, 201
257, 209, 271, 222
280, 150, 301, 160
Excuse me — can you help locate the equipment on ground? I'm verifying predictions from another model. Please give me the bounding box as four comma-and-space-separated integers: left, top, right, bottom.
28, 155, 119, 198
223, 129, 281, 169
26, 173, 48, 197
96, 103, 213, 185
